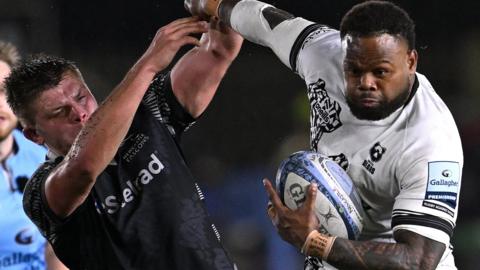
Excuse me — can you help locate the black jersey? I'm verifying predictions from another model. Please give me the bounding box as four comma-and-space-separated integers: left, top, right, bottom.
23, 73, 235, 270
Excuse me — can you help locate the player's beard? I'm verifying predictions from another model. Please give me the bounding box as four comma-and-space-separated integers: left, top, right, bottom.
346, 84, 411, 121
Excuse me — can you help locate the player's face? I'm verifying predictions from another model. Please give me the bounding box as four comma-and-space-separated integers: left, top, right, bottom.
0, 61, 18, 142
343, 34, 417, 120
24, 71, 98, 156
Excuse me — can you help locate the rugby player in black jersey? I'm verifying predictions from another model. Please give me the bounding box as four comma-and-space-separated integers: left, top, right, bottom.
6, 17, 242, 269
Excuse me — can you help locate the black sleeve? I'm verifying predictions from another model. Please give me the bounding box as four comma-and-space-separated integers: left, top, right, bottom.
391, 211, 454, 238
23, 157, 64, 241
23, 157, 88, 243
144, 71, 195, 137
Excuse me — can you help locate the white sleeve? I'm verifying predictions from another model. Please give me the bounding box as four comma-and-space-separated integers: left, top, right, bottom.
229, 0, 345, 90
229, 0, 317, 70
295, 29, 343, 82
392, 131, 463, 245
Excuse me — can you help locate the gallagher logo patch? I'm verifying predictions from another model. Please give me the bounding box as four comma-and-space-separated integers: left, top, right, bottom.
425, 161, 460, 209
15, 228, 34, 245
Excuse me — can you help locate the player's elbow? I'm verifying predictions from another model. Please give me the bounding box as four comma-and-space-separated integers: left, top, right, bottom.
394, 230, 445, 270
208, 42, 242, 63
61, 157, 101, 189
387, 251, 439, 270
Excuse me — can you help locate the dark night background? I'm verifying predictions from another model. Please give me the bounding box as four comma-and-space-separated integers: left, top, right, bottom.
1, 0, 479, 269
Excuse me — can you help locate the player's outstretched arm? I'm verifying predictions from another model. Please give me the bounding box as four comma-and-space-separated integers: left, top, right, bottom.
263, 179, 446, 270
45, 17, 209, 218
186, 0, 316, 70
171, 17, 243, 118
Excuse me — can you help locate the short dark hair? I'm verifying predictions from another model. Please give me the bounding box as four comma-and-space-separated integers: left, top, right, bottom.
340, 1, 416, 50
5, 54, 82, 125
0, 41, 21, 67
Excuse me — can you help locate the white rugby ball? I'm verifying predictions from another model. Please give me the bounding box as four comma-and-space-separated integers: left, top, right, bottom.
275, 151, 364, 239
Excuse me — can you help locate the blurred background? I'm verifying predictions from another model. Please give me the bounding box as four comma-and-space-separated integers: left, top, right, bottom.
1, 0, 479, 269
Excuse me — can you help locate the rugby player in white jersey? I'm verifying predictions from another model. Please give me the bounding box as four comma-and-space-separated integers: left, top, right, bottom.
185, 0, 463, 269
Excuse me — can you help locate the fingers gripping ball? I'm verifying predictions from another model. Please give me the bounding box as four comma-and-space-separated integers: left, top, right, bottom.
275, 151, 365, 239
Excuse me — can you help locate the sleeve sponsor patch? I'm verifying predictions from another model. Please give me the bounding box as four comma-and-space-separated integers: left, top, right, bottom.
422, 201, 455, 218
425, 161, 460, 209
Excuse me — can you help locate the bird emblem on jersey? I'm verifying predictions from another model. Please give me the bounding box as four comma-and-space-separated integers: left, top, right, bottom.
370, 142, 387, 162
363, 142, 387, 174
308, 78, 342, 151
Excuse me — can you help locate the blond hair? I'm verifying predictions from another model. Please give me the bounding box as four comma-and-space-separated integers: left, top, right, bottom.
0, 41, 20, 67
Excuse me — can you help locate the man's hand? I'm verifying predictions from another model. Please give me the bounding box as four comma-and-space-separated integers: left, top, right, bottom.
137, 17, 209, 73
263, 178, 319, 249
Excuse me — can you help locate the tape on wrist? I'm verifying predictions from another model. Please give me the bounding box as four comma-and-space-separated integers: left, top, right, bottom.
206, 0, 224, 18
301, 230, 337, 261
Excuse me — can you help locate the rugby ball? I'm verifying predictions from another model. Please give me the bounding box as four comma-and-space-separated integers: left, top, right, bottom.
275, 151, 364, 240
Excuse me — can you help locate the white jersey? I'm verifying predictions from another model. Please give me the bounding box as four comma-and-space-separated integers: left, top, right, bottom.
295, 25, 462, 270
230, 1, 463, 269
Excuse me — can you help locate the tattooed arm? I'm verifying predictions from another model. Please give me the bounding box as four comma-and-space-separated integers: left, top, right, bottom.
328, 230, 445, 270
263, 179, 446, 270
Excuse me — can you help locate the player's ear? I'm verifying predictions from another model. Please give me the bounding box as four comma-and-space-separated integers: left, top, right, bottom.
407, 49, 418, 75
23, 127, 45, 145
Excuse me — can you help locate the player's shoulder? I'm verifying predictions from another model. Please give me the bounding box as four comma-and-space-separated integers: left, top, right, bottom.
399, 73, 462, 161
24, 157, 63, 202
412, 73, 450, 114
408, 73, 459, 134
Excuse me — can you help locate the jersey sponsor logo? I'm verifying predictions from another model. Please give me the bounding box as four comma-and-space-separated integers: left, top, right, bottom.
308, 79, 342, 151
0, 252, 42, 269
362, 142, 386, 175
14, 228, 34, 245
100, 152, 165, 214
422, 201, 455, 218
442, 169, 452, 177
121, 133, 150, 163
425, 161, 460, 209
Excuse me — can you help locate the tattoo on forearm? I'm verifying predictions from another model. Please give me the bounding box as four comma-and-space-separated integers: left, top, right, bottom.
327, 230, 445, 270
